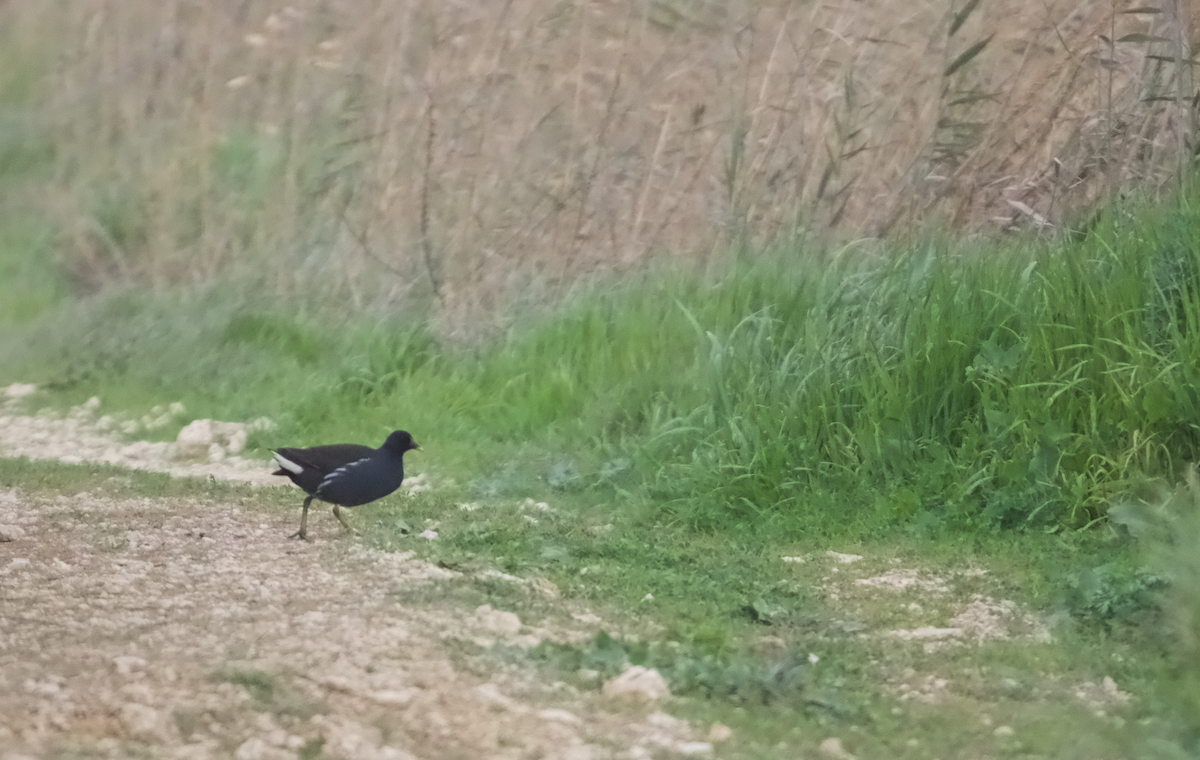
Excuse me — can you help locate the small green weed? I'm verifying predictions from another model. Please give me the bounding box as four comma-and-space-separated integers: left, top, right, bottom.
171, 709, 204, 740
517, 630, 844, 710
297, 737, 326, 760
1065, 560, 1169, 629
212, 667, 323, 720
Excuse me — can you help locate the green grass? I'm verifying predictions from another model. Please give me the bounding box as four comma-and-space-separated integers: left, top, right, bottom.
212, 667, 325, 720
8, 455, 1192, 756
0, 456, 263, 503
368, 468, 1193, 755
4, 189, 1200, 539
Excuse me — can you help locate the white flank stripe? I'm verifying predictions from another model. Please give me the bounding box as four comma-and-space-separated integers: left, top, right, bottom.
318, 457, 368, 491
273, 452, 304, 475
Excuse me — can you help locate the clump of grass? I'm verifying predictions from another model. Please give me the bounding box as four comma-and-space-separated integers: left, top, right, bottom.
0, 457, 257, 503
637, 194, 1200, 536
515, 630, 844, 710
1107, 466, 1200, 739
213, 667, 323, 720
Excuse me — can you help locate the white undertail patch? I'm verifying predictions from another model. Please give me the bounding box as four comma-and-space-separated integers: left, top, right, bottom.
273, 452, 304, 475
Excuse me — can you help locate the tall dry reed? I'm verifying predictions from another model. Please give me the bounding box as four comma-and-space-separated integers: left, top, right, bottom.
4, 0, 1196, 331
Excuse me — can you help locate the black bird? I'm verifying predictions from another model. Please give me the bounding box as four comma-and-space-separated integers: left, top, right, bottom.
271, 430, 420, 540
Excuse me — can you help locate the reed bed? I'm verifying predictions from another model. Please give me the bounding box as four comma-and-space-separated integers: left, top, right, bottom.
2, 0, 1196, 329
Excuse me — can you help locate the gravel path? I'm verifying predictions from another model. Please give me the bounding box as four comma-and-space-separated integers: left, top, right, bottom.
0, 391, 707, 760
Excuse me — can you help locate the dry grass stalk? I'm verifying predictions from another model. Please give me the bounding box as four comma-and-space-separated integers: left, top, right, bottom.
2, 0, 1196, 331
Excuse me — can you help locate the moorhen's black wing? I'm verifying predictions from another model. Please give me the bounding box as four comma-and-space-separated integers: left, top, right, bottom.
272, 443, 376, 498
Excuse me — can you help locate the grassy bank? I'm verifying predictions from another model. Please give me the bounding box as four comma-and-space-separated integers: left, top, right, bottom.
4, 188, 1200, 753
4, 192, 1199, 539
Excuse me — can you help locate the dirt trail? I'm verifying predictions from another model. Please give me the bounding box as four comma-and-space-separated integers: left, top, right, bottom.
0, 392, 707, 760
0, 389, 1085, 759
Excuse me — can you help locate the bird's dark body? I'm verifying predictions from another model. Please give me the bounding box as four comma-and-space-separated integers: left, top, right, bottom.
273, 443, 393, 506
272, 430, 419, 539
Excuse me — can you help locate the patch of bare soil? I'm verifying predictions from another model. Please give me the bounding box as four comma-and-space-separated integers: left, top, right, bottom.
0, 489, 707, 760
0, 391, 710, 759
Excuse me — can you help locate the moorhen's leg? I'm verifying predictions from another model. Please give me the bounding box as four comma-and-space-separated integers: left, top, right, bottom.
332, 505, 357, 534
290, 495, 315, 541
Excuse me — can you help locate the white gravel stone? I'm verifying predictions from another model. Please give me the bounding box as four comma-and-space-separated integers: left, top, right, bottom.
539, 708, 583, 725
475, 683, 525, 712
475, 604, 522, 635
234, 736, 293, 760
819, 737, 856, 759
677, 742, 713, 755
602, 666, 670, 701
0, 524, 25, 542
118, 702, 170, 742
4, 383, 36, 398
113, 655, 148, 675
